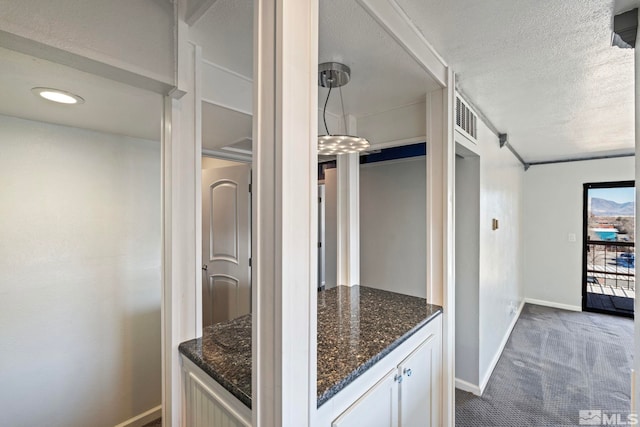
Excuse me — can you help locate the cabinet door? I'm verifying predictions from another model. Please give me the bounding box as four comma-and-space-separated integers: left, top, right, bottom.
398, 333, 442, 427
332, 369, 399, 427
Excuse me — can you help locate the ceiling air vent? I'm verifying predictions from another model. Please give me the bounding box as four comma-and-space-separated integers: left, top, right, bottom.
455, 95, 477, 143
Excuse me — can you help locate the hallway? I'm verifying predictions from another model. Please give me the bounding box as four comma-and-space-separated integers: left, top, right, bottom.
456, 304, 633, 426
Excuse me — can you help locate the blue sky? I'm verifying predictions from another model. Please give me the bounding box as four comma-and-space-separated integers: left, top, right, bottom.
590, 187, 635, 204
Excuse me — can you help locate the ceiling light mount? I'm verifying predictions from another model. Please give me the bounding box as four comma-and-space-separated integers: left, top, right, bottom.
318, 62, 370, 156
318, 62, 351, 88
32, 87, 85, 105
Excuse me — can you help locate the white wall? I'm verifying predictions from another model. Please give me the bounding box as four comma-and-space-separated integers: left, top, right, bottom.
523, 156, 634, 309
477, 123, 524, 386
0, 114, 161, 427
360, 157, 427, 298
454, 118, 524, 392
358, 102, 426, 146
454, 154, 480, 385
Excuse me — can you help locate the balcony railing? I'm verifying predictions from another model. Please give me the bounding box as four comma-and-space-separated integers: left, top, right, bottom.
586, 240, 635, 299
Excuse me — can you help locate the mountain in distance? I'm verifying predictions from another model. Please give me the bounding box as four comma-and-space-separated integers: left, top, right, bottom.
590, 197, 635, 216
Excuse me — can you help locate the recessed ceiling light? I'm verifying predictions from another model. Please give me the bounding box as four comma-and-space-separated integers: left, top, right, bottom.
31, 87, 85, 105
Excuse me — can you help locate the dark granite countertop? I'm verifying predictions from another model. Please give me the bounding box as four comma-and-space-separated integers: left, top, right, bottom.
179, 314, 252, 407
178, 285, 442, 410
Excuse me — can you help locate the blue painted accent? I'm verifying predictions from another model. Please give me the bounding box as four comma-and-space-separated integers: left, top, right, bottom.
319, 142, 427, 180
360, 143, 426, 164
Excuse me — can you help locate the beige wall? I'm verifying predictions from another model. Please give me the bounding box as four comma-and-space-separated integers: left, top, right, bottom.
360, 157, 427, 297
0, 114, 161, 427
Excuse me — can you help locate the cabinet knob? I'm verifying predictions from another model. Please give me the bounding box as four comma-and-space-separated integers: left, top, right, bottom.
404, 368, 412, 377
394, 374, 403, 383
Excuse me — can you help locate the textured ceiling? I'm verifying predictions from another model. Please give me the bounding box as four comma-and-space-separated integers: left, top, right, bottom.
318, 0, 439, 117
397, 0, 637, 162
0, 47, 161, 141
191, 0, 438, 118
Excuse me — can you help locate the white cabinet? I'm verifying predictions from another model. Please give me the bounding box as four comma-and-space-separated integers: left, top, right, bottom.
398, 333, 441, 427
180, 356, 251, 427
332, 370, 398, 427
327, 315, 442, 427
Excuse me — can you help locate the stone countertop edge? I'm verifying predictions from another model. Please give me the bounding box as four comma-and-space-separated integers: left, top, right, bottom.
178, 313, 252, 409
315, 307, 442, 407
178, 286, 443, 411
178, 341, 252, 409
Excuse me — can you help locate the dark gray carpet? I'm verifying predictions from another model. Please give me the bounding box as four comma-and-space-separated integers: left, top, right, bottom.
456, 304, 633, 427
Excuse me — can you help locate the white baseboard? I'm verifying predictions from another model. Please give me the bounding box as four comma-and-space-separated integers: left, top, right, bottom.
455, 378, 482, 396
114, 405, 161, 427
524, 298, 581, 312
478, 299, 525, 395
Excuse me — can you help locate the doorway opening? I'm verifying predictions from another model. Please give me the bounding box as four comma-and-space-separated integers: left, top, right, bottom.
583, 181, 635, 317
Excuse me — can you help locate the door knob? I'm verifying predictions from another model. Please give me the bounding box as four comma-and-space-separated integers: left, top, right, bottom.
202, 265, 208, 271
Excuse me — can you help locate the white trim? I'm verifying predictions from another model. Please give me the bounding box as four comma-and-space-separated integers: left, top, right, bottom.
202, 148, 252, 163
161, 95, 172, 427
162, 30, 200, 427
524, 298, 582, 312
194, 44, 203, 341
454, 378, 481, 396
478, 300, 525, 394
202, 58, 253, 82
357, 0, 447, 87
222, 144, 252, 155
0, 30, 174, 95
113, 406, 162, 427
201, 61, 253, 115
359, 155, 426, 168
454, 129, 479, 156
201, 98, 253, 117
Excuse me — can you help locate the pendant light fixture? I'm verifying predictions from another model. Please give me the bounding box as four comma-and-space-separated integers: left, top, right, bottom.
318, 62, 370, 156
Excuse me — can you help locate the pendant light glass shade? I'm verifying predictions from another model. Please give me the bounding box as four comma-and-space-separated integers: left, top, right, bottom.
318, 62, 370, 156
318, 135, 369, 155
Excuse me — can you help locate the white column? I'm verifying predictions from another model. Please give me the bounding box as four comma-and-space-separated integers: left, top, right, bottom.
337, 114, 361, 287
426, 69, 455, 427
161, 21, 201, 427
252, 0, 318, 426
633, 9, 640, 415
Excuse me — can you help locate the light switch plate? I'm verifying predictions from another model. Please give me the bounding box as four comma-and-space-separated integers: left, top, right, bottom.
568, 233, 577, 242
